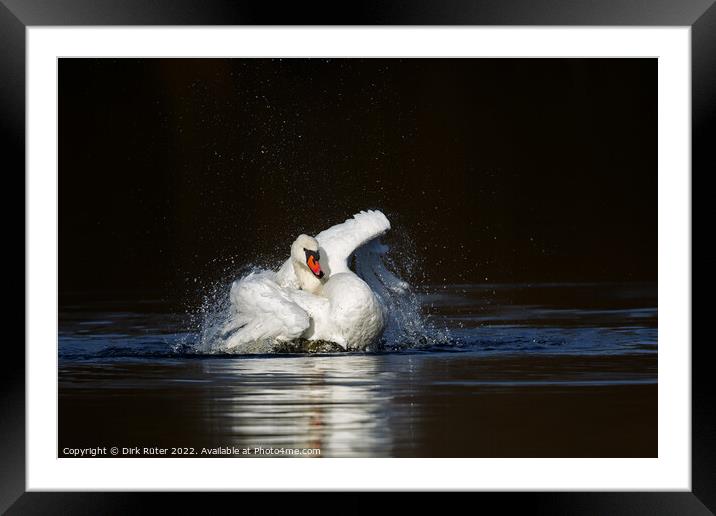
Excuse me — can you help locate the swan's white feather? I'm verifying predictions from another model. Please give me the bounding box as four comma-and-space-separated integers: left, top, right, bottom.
222, 271, 310, 351
316, 210, 391, 275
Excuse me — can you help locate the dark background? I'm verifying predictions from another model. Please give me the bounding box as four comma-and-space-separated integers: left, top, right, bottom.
59, 58, 656, 304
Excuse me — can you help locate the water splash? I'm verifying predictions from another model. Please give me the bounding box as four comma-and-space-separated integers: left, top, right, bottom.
354, 238, 450, 350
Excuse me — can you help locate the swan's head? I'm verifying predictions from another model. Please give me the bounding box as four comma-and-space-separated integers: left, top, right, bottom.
291, 234, 324, 279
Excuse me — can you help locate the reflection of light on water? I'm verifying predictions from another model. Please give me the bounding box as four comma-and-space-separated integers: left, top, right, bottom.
201, 355, 395, 457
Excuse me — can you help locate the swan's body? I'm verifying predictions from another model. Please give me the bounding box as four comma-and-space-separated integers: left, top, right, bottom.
221, 210, 391, 351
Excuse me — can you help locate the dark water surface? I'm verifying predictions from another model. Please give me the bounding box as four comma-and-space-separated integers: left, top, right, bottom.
59, 283, 657, 457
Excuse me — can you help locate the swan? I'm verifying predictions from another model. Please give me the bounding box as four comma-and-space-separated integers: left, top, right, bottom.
219, 210, 391, 352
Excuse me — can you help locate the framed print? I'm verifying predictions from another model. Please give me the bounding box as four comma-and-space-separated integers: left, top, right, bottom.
5, 0, 710, 512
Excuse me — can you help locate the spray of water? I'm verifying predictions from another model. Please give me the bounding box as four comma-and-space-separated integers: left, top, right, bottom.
353, 238, 450, 350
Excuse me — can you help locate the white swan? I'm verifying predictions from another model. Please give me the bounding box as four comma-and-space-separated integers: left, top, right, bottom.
220, 210, 391, 352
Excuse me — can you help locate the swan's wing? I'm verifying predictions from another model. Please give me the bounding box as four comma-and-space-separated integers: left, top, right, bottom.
316, 210, 391, 275
221, 271, 310, 351
274, 257, 299, 289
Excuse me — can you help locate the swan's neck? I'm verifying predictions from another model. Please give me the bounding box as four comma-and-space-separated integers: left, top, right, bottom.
294, 259, 323, 294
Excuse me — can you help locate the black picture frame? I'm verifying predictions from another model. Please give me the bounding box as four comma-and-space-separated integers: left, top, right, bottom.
4, 0, 709, 512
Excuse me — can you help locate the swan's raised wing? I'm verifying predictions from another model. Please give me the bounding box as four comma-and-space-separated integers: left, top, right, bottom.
316, 210, 391, 275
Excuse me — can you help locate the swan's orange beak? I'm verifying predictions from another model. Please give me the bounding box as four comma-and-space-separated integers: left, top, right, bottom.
307, 254, 323, 278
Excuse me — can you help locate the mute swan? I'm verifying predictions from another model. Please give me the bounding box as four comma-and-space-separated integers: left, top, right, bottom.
220, 210, 391, 351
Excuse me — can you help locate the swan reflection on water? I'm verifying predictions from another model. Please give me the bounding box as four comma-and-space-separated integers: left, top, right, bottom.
200, 355, 398, 457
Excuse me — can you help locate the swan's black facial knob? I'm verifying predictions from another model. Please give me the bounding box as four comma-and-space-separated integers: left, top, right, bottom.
303, 249, 324, 279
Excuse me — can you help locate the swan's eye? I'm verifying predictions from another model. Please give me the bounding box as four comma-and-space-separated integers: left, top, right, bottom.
304, 249, 320, 261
